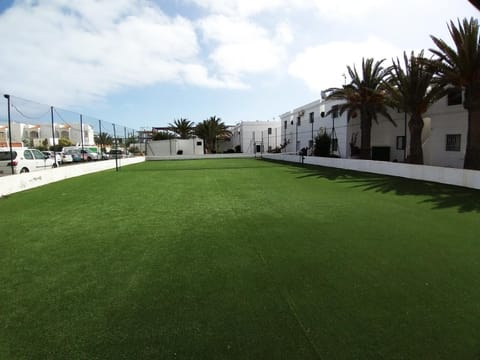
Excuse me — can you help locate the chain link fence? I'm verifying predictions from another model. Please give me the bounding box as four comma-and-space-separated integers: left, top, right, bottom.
0, 94, 141, 176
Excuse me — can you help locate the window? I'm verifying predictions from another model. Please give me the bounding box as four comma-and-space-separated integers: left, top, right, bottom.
0, 151, 16, 160
446, 134, 461, 151
331, 105, 339, 118
23, 150, 34, 160
268, 127, 272, 135
296, 117, 301, 126
284, 120, 287, 129
308, 139, 313, 148
196, 141, 202, 146
33, 149, 46, 159
309, 112, 314, 123
447, 88, 462, 106
396, 136, 405, 150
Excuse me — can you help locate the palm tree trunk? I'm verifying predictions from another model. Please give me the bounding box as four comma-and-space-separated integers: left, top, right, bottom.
408, 113, 424, 164
464, 85, 480, 170
360, 115, 372, 160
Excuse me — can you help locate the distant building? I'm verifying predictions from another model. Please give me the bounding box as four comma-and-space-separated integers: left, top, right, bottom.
147, 138, 204, 156
0, 121, 95, 147
222, 120, 281, 154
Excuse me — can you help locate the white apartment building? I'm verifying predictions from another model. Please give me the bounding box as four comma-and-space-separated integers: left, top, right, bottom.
280, 99, 352, 157
280, 89, 468, 168
224, 120, 281, 154
0, 121, 96, 147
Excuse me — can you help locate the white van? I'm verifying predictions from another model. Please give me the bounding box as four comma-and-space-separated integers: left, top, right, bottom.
0, 148, 56, 176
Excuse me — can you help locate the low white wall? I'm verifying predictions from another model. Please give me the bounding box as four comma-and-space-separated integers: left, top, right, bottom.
263, 154, 480, 190
0, 157, 145, 197
146, 153, 256, 161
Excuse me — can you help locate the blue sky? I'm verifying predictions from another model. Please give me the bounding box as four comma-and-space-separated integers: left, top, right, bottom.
0, 0, 476, 130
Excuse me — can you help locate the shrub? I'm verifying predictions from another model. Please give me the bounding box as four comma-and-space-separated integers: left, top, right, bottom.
314, 131, 331, 157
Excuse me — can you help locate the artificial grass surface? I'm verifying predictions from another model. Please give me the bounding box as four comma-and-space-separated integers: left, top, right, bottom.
0, 158, 479, 359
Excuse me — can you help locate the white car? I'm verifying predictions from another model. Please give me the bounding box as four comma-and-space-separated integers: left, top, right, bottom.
61, 152, 73, 163
0, 148, 57, 176
42, 151, 62, 164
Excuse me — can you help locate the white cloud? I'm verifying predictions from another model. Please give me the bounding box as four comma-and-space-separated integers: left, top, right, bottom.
186, 0, 393, 21
288, 37, 404, 92
0, 0, 242, 107
198, 15, 292, 76
186, 0, 286, 17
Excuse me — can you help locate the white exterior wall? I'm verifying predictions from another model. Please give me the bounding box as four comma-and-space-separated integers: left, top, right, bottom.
263, 154, 480, 190
147, 138, 204, 156
424, 98, 467, 168
285, 93, 469, 169
229, 120, 281, 154
0, 156, 145, 197
370, 111, 407, 162
281, 99, 350, 156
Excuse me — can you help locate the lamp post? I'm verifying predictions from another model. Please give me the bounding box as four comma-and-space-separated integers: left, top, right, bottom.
50, 106, 56, 157
310, 112, 314, 152
404, 111, 407, 161
295, 116, 299, 154
4, 94, 14, 175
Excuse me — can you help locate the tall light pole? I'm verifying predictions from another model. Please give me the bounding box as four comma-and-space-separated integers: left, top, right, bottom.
404, 111, 407, 161
4, 94, 14, 175
50, 106, 56, 155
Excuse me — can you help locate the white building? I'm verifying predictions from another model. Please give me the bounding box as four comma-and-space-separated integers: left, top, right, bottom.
281, 89, 468, 168
147, 138, 204, 156
0, 121, 96, 147
280, 99, 352, 157
226, 120, 281, 154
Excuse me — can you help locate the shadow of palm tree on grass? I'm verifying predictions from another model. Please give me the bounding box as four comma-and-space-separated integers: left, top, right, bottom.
292, 164, 480, 213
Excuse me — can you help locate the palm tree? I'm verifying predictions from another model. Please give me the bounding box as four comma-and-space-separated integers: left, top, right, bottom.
385, 51, 445, 164
468, 0, 480, 11
168, 118, 195, 139
151, 131, 175, 140
195, 116, 231, 153
326, 58, 395, 159
428, 17, 480, 170
94, 132, 113, 153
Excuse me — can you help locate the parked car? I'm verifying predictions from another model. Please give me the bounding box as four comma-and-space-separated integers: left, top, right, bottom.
42, 151, 62, 164
0, 148, 56, 176
79, 149, 100, 161
62, 146, 100, 161
61, 152, 73, 163
109, 149, 126, 159
63, 149, 83, 162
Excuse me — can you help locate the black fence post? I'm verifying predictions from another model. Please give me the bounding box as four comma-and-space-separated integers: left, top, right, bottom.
113, 123, 118, 172
4, 94, 14, 175
80, 114, 84, 152
50, 106, 56, 160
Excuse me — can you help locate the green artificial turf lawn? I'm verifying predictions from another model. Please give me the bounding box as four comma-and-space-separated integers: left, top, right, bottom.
1, 158, 479, 359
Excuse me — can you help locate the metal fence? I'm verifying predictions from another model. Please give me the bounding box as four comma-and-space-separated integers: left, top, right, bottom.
0, 94, 141, 177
